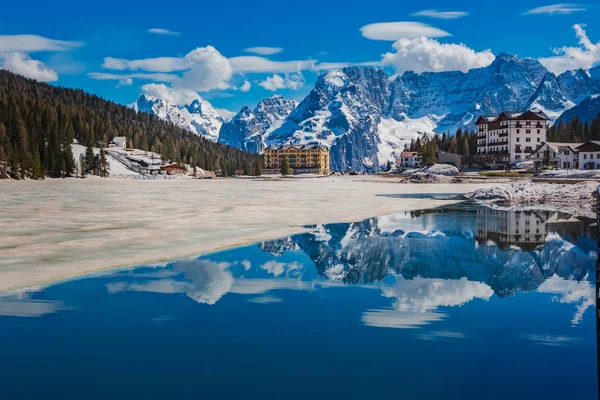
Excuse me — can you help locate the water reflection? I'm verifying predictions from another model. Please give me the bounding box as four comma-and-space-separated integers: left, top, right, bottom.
0, 203, 597, 400
95, 204, 597, 329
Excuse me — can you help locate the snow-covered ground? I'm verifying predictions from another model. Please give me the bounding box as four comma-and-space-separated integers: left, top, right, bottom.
536, 169, 600, 179
72, 144, 140, 178
0, 176, 490, 292
464, 181, 597, 217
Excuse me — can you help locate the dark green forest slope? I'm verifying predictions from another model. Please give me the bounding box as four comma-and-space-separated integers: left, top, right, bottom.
0, 69, 259, 179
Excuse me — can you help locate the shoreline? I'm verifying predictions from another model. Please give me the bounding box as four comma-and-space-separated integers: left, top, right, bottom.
0, 176, 491, 292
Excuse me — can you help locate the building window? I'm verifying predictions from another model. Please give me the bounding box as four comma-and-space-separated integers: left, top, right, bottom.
526, 137, 531, 142
537, 129, 540, 134
516, 137, 520, 142
584, 154, 587, 159
526, 129, 531, 134
517, 129, 520, 133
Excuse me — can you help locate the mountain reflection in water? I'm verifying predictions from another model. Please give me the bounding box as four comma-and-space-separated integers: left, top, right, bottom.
0, 203, 597, 400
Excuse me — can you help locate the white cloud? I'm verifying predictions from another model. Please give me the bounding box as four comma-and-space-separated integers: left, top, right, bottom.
360, 22, 451, 41
382, 276, 494, 313
0, 34, 82, 53
260, 260, 303, 276
524, 3, 586, 15
537, 274, 594, 325
215, 108, 236, 121
412, 10, 469, 19
520, 334, 582, 347
239, 80, 251, 92
312, 61, 381, 71
229, 56, 315, 73
88, 72, 179, 82
141, 83, 202, 105
103, 46, 233, 92
258, 73, 305, 91
176, 46, 233, 92
416, 330, 467, 341
176, 259, 234, 305
148, 28, 181, 36
247, 295, 283, 304
116, 77, 133, 88
0, 292, 69, 317
102, 56, 188, 72
244, 47, 284, 55
1, 52, 58, 82
539, 24, 600, 74
362, 309, 446, 329
382, 36, 495, 73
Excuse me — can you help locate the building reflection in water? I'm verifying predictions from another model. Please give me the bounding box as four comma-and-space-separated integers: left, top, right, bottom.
477, 208, 584, 251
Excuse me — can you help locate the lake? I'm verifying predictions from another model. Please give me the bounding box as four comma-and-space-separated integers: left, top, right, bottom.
0, 203, 597, 399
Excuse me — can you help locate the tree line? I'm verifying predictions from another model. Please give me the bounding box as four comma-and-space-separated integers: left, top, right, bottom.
403, 129, 478, 165
547, 112, 600, 143
0, 69, 261, 179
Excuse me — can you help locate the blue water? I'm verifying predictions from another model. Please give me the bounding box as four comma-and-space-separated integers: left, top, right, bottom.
0, 204, 597, 399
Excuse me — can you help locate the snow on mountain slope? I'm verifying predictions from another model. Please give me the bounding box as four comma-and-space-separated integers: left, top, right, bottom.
131, 95, 223, 141
218, 95, 297, 152
525, 72, 575, 120
377, 115, 436, 164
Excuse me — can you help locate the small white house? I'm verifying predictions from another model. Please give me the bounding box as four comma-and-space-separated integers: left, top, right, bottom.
576, 141, 600, 170
111, 136, 127, 149
529, 142, 580, 169
396, 152, 421, 168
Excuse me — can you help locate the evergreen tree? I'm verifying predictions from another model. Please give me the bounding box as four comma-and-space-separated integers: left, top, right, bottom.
254, 158, 263, 176
98, 148, 109, 177
420, 137, 438, 166
281, 156, 290, 176
79, 154, 86, 177
85, 143, 95, 175
460, 134, 470, 156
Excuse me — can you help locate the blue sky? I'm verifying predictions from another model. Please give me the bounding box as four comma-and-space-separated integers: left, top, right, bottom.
1, 1, 599, 116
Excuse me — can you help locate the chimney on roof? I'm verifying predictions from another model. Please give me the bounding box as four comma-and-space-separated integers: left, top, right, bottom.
289, 140, 292, 145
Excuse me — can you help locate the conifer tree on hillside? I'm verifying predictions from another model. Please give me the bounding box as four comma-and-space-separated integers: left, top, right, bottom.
0, 69, 260, 179
99, 148, 109, 178
85, 143, 95, 174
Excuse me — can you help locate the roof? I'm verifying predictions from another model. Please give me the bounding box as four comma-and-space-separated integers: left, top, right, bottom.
476, 110, 550, 125
475, 116, 498, 125
532, 142, 581, 154
576, 141, 600, 152
265, 143, 329, 151
113, 136, 126, 140
400, 152, 419, 157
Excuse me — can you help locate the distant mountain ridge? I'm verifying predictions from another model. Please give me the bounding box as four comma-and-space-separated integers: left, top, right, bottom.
135, 54, 600, 172
131, 94, 224, 141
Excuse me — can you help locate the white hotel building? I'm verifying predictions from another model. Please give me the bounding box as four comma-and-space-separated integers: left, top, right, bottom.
475, 111, 550, 165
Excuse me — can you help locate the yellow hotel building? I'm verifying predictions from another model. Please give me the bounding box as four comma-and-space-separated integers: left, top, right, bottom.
263, 143, 330, 175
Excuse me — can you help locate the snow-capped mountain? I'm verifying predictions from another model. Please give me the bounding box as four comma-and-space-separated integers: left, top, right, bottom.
219, 54, 600, 172
218, 95, 298, 152
134, 53, 600, 172
524, 72, 575, 120
131, 94, 224, 141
